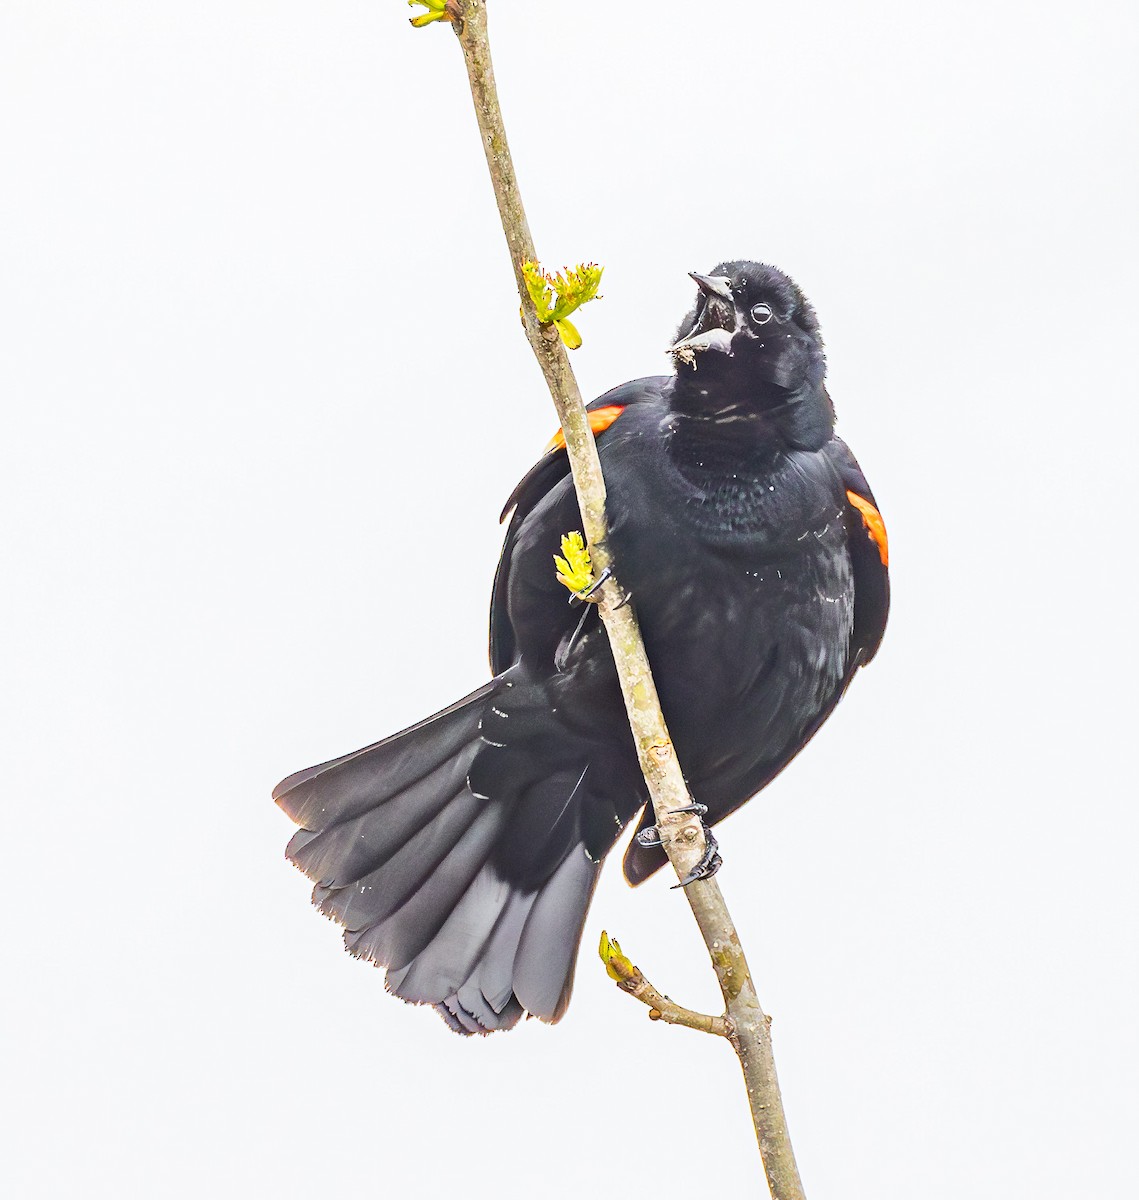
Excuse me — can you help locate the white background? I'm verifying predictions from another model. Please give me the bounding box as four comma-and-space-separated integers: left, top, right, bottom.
3, 2, 1136, 1196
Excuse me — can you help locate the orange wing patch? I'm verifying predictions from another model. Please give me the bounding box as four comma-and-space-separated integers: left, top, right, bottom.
846, 490, 889, 566
545, 405, 626, 454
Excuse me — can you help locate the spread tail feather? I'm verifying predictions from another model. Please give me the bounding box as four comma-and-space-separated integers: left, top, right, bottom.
275, 679, 601, 1034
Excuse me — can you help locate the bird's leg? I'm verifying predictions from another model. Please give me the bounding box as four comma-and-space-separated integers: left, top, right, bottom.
636, 802, 723, 884
554, 603, 594, 673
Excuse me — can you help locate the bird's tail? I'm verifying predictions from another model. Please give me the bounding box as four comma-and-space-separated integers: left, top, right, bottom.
273, 676, 602, 1034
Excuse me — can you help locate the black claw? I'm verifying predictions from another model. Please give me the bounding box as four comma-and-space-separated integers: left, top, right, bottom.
669, 803, 708, 817
671, 826, 722, 889
636, 825, 663, 847
581, 566, 612, 600
614, 588, 634, 610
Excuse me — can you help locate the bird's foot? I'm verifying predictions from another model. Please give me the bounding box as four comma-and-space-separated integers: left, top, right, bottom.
637, 805, 721, 885
581, 566, 612, 599
671, 824, 722, 889
567, 567, 634, 611
636, 803, 709, 847
568, 566, 612, 606
636, 803, 719, 884
635, 824, 663, 847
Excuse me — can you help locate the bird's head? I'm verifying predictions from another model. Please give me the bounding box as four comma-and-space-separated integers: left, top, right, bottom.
668, 261, 833, 448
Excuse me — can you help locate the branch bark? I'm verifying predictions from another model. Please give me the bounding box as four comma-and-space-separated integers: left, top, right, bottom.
442, 5, 806, 1198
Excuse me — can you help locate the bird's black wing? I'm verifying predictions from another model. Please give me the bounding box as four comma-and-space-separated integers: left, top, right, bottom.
489, 378, 667, 674
824, 437, 890, 670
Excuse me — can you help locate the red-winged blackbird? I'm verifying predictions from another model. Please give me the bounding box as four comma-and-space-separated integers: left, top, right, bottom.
275, 262, 889, 1035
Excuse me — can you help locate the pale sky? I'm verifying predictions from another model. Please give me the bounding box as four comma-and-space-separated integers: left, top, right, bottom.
3, 2, 1136, 1197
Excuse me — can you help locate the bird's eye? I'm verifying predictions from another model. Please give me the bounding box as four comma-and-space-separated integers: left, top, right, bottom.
750, 303, 774, 325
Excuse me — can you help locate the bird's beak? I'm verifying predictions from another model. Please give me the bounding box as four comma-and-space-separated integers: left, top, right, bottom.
669, 272, 738, 359
668, 327, 734, 357
688, 272, 734, 302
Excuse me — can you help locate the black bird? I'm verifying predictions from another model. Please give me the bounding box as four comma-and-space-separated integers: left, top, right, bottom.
275, 261, 889, 1035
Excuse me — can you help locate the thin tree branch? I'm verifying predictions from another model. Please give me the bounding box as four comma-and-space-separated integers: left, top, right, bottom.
600, 931, 731, 1038
438, 5, 806, 1198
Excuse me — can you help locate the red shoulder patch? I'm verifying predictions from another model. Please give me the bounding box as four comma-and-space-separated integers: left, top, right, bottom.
846, 490, 889, 566
545, 405, 626, 454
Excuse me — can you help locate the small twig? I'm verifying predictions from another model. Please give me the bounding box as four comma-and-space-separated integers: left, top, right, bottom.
599, 932, 730, 1038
